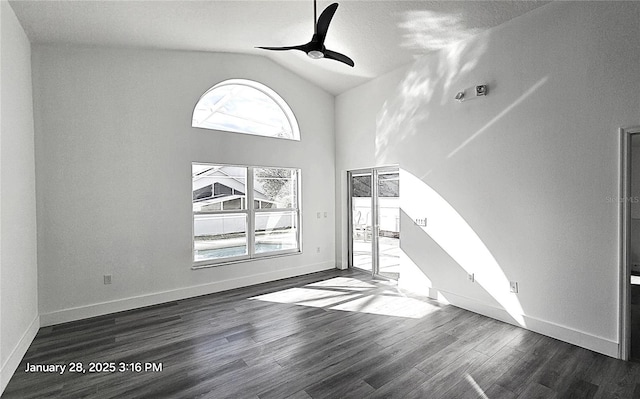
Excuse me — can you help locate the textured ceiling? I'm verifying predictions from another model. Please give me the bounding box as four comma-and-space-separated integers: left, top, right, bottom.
9, 0, 549, 95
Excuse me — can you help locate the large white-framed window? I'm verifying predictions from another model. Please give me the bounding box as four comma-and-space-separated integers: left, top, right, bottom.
192, 163, 301, 267
192, 79, 300, 141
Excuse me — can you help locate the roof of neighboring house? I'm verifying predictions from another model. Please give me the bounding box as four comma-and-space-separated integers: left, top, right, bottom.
193, 166, 269, 201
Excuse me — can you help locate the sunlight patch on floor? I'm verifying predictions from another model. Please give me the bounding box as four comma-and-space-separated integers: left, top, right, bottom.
251, 287, 362, 308
330, 293, 440, 319
306, 276, 376, 290
250, 277, 440, 319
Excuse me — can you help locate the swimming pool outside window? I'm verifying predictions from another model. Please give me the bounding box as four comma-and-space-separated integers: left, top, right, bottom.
192, 163, 301, 267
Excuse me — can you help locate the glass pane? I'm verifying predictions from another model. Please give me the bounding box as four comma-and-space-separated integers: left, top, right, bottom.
254, 168, 297, 209
351, 173, 373, 272
193, 164, 246, 212
222, 198, 243, 210
378, 172, 400, 279
378, 172, 399, 197
192, 81, 299, 140
255, 211, 298, 254
351, 175, 372, 197
194, 213, 247, 261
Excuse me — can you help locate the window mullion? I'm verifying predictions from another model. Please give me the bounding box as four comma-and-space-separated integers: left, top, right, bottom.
247, 166, 255, 257
194, 210, 249, 216
254, 208, 297, 213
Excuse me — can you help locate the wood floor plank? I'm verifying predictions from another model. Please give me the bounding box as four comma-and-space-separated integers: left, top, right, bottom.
516, 381, 557, 399
592, 359, 640, 399
447, 344, 525, 399
485, 383, 518, 399
473, 321, 526, 357
369, 367, 429, 399
257, 342, 385, 399
561, 379, 598, 399
492, 335, 562, 396
300, 342, 404, 398
505, 328, 544, 353
285, 390, 313, 399
304, 377, 375, 399
404, 349, 490, 399
363, 331, 457, 389
5, 268, 640, 399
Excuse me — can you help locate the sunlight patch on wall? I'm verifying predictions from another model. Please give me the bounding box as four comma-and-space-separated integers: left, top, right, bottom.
398, 10, 481, 53
396, 250, 434, 295
448, 76, 548, 158
375, 63, 435, 162
436, 38, 487, 97
400, 169, 526, 326
374, 29, 488, 165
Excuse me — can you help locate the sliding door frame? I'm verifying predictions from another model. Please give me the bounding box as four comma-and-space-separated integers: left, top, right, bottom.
347, 165, 399, 278
620, 126, 640, 360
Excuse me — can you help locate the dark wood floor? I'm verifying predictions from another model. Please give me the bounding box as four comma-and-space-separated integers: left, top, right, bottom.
4, 269, 640, 399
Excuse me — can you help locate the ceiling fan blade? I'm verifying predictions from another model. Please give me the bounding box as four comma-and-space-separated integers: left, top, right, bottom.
323, 49, 354, 67
256, 45, 306, 51
316, 3, 338, 43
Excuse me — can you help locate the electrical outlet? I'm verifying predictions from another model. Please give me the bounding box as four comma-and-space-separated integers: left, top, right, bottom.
316, 247, 320, 253
510, 281, 518, 293
324, 212, 327, 218
104, 275, 112, 285
468, 273, 474, 282
317, 212, 321, 219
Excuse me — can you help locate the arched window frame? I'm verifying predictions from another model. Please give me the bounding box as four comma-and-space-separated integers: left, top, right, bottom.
192, 79, 300, 141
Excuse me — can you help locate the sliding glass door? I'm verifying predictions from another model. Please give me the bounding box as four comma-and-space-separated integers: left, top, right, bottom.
348, 167, 400, 279
376, 169, 400, 279
350, 170, 374, 272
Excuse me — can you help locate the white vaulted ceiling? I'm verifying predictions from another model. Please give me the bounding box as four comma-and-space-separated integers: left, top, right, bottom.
9, 0, 549, 95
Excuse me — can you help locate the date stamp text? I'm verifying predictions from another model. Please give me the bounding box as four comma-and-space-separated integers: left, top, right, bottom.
24, 362, 163, 374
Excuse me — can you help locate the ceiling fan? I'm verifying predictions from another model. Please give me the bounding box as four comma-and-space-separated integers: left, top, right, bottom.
256, 0, 354, 67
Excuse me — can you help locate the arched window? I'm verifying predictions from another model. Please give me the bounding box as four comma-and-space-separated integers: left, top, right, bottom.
192, 79, 300, 141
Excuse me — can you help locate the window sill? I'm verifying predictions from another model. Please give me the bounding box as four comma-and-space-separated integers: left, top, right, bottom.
191, 250, 302, 270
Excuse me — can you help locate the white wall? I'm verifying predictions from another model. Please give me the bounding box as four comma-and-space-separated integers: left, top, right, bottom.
336, 1, 640, 357
32, 46, 336, 325
0, 1, 39, 393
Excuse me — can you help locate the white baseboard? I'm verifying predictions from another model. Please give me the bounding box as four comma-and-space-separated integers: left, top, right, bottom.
40, 261, 335, 327
437, 289, 619, 358
1, 314, 40, 396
